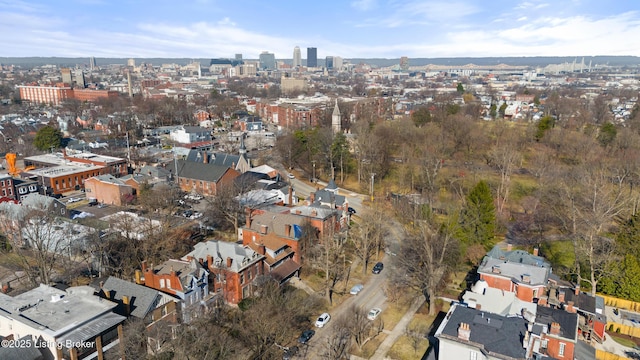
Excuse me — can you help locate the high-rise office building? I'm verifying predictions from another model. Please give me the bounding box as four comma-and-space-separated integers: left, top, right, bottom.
400, 56, 409, 71
259, 51, 276, 70
74, 69, 86, 88
127, 58, 136, 67
325, 56, 334, 69
306, 47, 317, 67
293, 46, 302, 67
334, 56, 343, 70
235, 54, 243, 61
61, 68, 72, 85
89, 56, 96, 70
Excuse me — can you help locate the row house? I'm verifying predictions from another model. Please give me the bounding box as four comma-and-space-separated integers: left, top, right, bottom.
477, 245, 551, 303
183, 240, 265, 305
435, 303, 585, 360
139, 258, 209, 323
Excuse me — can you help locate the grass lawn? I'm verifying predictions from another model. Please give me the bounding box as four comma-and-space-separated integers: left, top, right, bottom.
610, 333, 639, 348
386, 335, 430, 360
350, 333, 387, 359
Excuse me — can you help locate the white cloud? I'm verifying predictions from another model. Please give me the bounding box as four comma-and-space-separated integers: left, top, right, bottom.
351, 0, 376, 11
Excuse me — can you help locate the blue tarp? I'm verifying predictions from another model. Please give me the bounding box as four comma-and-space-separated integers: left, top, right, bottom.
293, 224, 302, 239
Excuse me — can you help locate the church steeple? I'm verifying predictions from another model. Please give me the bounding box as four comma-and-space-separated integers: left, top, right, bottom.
331, 98, 341, 134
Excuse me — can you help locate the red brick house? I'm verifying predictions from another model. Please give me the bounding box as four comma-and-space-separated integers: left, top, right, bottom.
245, 234, 301, 285
183, 240, 265, 305
84, 174, 134, 206
477, 246, 551, 303
166, 160, 240, 196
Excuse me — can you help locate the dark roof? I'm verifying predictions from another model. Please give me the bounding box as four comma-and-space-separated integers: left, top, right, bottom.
167, 160, 230, 183
313, 189, 346, 206
234, 171, 269, 189
563, 289, 602, 318
182, 126, 210, 134
0, 335, 43, 360
269, 259, 301, 283
438, 304, 528, 359
325, 179, 338, 190
535, 305, 579, 341
100, 276, 163, 319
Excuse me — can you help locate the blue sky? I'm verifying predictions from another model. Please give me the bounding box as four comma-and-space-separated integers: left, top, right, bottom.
1, 0, 639, 58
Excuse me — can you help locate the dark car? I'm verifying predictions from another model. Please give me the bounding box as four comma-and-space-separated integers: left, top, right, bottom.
283, 345, 299, 360
348, 207, 357, 214
297, 329, 315, 344
372, 262, 384, 274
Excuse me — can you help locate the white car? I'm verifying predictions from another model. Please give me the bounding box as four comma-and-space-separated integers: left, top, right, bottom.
367, 308, 382, 320
67, 197, 80, 203
315, 313, 331, 328
287, 173, 295, 179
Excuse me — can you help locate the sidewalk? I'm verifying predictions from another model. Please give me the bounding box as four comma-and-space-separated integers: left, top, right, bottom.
368, 295, 426, 360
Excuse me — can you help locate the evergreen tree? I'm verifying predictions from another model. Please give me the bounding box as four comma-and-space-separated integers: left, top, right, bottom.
456, 82, 464, 94
33, 125, 63, 151
459, 180, 496, 250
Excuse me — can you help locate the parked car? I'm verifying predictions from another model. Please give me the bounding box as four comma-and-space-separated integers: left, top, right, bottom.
283, 346, 299, 360
297, 329, 315, 344
348, 207, 357, 214
183, 210, 193, 218
367, 308, 382, 320
315, 313, 331, 328
350, 284, 364, 295
67, 197, 81, 203
372, 262, 384, 274
288, 173, 295, 179
97, 203, 107, 209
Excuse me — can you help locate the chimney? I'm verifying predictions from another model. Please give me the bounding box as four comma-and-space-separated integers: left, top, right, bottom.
533, 247, 539, 256
492, 265, 501, 274
507, 243, 512, 251
550, 322, 561, 335
288, 186, 293, 206
558, 290, 565, 303
207, 255, 213, 268
226, 257, 232, 268
245, 209, 252, 227
141, 260, 148, 273
566, 301, 576, 313
311, 209, 317, 217
62, 148, 67, 158
458, 323, 471, 341
134, 270, 142, 284
203, 152, 208, 164
574, 284, 580, 295
285, 224, 292, 237
122, 295, 130, 316
258, 244, 266, 255
170, 266, 176, 277
260, 224, 268, 234
310, 192, 315, 203
521, 274, 531, 283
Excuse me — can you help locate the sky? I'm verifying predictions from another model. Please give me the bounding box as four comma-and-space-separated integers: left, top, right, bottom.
1, 0, 640, 59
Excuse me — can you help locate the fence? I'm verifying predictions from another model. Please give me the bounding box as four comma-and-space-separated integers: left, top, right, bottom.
606, 321, 640, 338
601, 294, 640, 312
596, 349, 630, 360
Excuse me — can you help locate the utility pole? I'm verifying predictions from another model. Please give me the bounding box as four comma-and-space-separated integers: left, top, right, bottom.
370, 173, 376, 202
312, 160, 316, 183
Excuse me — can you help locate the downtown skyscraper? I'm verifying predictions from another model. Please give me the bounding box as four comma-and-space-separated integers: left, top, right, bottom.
306, 47, 317, 67
293, 46, 302, 67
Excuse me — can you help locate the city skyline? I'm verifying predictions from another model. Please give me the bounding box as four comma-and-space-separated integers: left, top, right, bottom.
1, 0, 639, 59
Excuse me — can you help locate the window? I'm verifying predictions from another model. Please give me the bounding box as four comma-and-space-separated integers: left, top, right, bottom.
559, 342, 565, 356
6, 180, 10, 186
240, 274, 245, 284
166, 279, 171, 289
470, 351, 477, 360
0, 180, 4, 186
159, 279, 165, 288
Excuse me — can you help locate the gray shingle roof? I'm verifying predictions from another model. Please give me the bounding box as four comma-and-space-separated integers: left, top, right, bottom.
167, 159, 230, 182
437, 304, 528, 359
102, 276, 162, 319
183, 240, 264, 273
535, 305, 579, 341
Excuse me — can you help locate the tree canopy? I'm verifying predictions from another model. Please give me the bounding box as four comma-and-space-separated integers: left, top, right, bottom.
34, 125, 63, 151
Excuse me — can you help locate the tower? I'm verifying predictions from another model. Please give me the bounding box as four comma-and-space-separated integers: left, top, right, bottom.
325, 56, 334, 69
331, 99, 341, 134
306, 47, 317, 67
259, 51, 276, 70
89, 56, 96, 70
293, 46, 302, 67
61, 68, 72, 85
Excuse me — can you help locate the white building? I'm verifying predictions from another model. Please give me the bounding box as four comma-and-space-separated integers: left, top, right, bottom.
0, 284, 125, 360
169, 126, 211, 144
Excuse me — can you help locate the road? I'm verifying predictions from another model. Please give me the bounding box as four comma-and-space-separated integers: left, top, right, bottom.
299, 254, 391, 359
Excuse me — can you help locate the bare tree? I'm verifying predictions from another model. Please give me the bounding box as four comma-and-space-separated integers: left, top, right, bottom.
393, 215, 461, 315
350, 207, 388, 275
321, 318, 351, 360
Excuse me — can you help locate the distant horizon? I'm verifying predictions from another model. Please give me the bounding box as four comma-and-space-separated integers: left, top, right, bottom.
1, 1, 640, 58
2, 55, 639, 68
